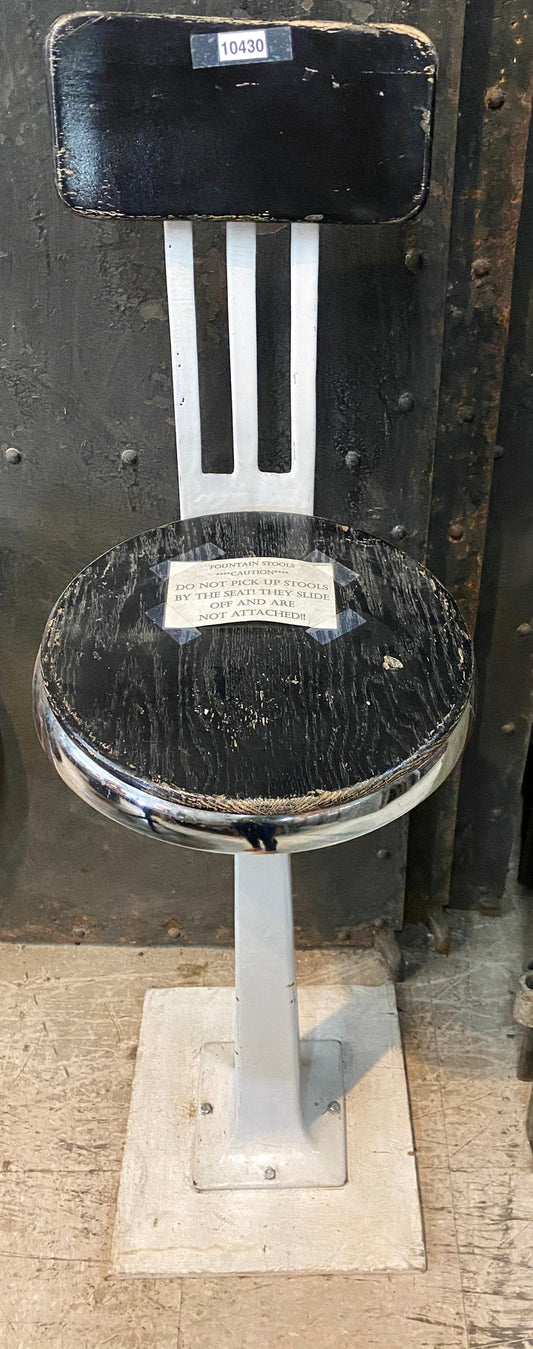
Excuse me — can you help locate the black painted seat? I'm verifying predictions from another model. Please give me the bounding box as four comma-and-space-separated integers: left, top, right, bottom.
35, 512, 474, 853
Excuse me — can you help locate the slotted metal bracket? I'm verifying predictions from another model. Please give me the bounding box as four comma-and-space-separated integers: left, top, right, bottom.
164, 219, 319, 518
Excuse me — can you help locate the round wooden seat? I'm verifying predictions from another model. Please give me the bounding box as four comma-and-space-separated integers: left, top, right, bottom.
34, 512, 474, 854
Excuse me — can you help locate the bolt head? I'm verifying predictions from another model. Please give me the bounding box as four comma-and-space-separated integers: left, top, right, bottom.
345, 449, 361, 470
448, 523, 464, 541
472, 257, 491, 279
121, 447, 138, 466
493, 444, 504, 459
4, 446, 21, 464
397, 391, 414, 413
517, 622, 533, 636
199, 1102, 213, 1115
264, 1166, 276, 1180
377, 848, 390, 860
404, 248, 423, 273
391, 524, 407, 542
327, 1100, 341, 1114
486, 86, 505, 109
457, 404, 475, 423
502, 722, 516, 735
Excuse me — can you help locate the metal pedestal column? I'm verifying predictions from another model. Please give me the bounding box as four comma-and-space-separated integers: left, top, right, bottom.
194, 854, 347, 1189
112, 856, 424, 1275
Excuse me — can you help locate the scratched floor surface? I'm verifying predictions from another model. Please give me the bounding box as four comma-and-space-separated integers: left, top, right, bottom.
1, 867, 533, 1348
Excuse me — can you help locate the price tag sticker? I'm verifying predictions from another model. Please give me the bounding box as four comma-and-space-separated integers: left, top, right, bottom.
191, 26, 293, 71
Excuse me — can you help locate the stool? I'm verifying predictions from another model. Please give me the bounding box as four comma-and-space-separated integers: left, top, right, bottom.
34, 14, 473, 1276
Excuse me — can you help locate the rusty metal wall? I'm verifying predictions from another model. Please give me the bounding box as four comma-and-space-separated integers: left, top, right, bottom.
449, 109, 533, 912
407, 0, 533, 922
1, 0, 466, 945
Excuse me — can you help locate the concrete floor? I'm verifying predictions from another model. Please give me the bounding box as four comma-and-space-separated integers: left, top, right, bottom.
1, 868, 533, 1348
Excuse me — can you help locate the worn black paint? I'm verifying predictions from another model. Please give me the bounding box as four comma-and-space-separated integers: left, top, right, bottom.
47, 14, 436, 225
40, 512, 472, 815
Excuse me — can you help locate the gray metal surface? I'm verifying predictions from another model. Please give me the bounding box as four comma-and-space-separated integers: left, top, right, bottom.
0, 0, 466, 944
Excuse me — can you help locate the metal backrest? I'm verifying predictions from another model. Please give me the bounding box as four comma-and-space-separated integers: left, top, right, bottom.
46, 14, 437, 517
47, 14, 436, 225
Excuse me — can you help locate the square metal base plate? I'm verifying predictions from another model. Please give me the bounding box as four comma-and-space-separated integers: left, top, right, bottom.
112, 985, 425, 1276
194, 1038, 346, 1190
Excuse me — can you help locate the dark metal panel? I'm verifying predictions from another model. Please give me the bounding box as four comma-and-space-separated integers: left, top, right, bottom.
0, 0, 466, 945
450, 114, 533, 911
406, 0, 533, 917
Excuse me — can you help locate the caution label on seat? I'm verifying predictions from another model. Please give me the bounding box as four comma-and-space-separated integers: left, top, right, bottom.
163, 555, 337, 631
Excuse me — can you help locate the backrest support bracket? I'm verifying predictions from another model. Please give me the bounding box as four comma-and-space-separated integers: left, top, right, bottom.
165, 220, 319, 518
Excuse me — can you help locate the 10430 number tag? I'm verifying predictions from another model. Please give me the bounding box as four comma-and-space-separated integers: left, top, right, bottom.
218, 29, 267, 62
190, 26, 294, 70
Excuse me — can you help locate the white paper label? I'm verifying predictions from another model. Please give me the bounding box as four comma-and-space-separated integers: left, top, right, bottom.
217, 29, 268, 62
163, 556, 337, 630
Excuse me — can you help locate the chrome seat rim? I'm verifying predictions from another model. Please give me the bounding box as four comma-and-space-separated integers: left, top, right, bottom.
34, 660, 473, 855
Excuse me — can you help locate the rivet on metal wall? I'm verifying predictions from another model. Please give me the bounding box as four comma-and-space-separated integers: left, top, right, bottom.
404, 248, 423, 273
397, 391, 415, 412
391, 524, 407, 541
4, 446, 21, 463
121, 447, 138, 466
486, 86, 506, 110
448, 523, 464, 541
471, 257, 491, 278
344, 450, 361, 470
457, 404, 475, 423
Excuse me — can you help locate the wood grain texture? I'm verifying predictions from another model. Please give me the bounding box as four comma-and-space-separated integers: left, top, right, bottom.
1, 870, 532, 1345
39, 511, 473, 813
4, 882, 531, 1348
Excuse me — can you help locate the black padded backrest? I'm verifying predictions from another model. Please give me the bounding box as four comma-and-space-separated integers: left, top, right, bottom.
46, 14, 436, 225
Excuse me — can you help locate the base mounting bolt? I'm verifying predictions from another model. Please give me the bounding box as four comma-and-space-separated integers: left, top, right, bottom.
200, 1102, 213, 1115
121, 447, 138, 466
327, 1100, 341, 1114
264, 1167, 276, 1180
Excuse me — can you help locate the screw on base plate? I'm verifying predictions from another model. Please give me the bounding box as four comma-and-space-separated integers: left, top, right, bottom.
327, 1100, 341, 1114
264, 1167, 276, 1180
199, 1102, 213, 1115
